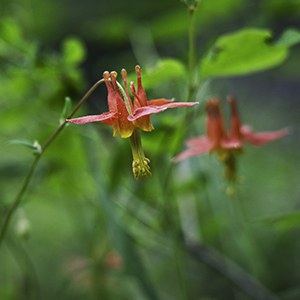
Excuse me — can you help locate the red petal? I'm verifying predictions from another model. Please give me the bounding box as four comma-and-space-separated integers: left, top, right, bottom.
67, 112, 117, 125
133, 116, 154, 132
221, 138, 242, 149
186, 136, 211, 148
175, 136, 213, 161
175, 148, 210, 162
240, 125, 288, 146
135, 65, 148, 106
227, 96, 242, 140
128, 102, 198, 121
147, 98, 174, 106
205, 99, 226, 147
114, 94, 135, 138
128, 106, 167, 121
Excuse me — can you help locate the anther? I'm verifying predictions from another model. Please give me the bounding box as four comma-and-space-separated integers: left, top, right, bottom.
121, 68, 127, 79
135, 65, 141, 74
103, 71, 110, 79
110, 71, 118, 78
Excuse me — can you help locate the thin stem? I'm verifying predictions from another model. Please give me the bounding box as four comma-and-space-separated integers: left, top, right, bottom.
6, 237, 41, 300
187, 5, 198, 101
42, 79, 104, 153
0, 156, 40, 247
0, 79, 104, 248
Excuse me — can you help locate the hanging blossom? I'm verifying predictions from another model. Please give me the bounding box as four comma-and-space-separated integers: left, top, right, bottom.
175, 97, 288, 182
67, 65, 198, 179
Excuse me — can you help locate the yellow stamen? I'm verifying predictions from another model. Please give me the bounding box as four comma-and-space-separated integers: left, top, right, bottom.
129, 129, 151, 179
132, 157, 151, 179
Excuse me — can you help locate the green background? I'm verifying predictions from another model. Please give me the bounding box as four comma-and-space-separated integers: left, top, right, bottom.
1, 0, 300, 299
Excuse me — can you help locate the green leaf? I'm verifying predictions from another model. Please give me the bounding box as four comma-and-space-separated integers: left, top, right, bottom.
9, 140, 42, 154
0, 19, 22, 45
200, 28, 288, 79
62, 37, 86, 65
0, 19, 36, 61
59, 97, 72, 125
275, 28, 300, 47
140, 59, 186, 89
264, 211, 300, 233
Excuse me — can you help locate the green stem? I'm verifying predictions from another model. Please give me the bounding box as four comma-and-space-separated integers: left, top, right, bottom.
0, 157, 40, 248
0, 78, 104, 248
42, 78, 104, 153
187, 5, 198, 101
6, 237, 41, 300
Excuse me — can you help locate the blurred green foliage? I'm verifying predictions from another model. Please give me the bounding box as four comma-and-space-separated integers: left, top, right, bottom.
1, 0, 300, 299
200, 29, 296, 78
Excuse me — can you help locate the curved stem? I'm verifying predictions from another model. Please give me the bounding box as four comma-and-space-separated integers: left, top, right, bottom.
41, 78, 104, 154
0, 78, 104, 248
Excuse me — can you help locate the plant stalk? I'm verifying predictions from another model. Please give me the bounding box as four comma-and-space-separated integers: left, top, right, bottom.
187, 5, 198, 101
0, 79, 104, 247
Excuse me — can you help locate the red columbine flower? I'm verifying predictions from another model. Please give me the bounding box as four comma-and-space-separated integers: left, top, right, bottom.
67, 66, 197, 136
67, 71, 134, 138
175, 97, 288, 181
67, 66, 198, 178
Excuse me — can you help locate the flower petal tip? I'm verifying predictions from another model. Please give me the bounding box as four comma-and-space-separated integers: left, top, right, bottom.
66, 112, 117, 125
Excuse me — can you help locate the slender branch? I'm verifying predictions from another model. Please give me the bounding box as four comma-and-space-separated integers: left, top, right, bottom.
184, 237, 280, 300
41, 79, 104, 153
187, 4, 198, 101
6, 237, 41, 299
0, 79, 104, 247
0, 157, 40, 247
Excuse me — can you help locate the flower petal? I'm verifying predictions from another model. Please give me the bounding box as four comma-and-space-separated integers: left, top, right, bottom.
128, 102, 198, 121
128, 106, 167, 121
186, 136, 211, 148
175, 136, 213, 161
240, 125, 288, 146
67, 112, 117, 125
118, 126, 135, 138
175, 144, 212, 162
133, 116, 154, 132
115, 95, 135, 138
117, 116, 135, 138
147, 98, 174, 106
221, 138, 242, 149
135, 65, 148, 106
